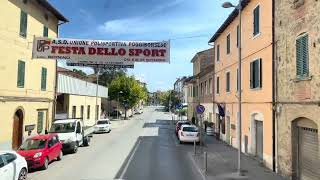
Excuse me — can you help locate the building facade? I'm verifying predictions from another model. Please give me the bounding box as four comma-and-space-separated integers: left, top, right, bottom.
56, 73, 108, 126
174, 76, 188, 104
275, 0, 320, 179
186, 48, 214, 124
0, 0, 67, 150
209, 0, 274, 169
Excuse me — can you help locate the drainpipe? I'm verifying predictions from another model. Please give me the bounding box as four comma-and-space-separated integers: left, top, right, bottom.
51, 21, 67, 126
272, 0, 276, 172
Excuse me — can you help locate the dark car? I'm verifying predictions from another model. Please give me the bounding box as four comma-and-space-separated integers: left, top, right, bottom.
175, 121, 191, 136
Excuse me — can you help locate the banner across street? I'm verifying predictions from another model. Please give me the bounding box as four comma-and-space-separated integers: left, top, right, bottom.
32, 37, 170, 63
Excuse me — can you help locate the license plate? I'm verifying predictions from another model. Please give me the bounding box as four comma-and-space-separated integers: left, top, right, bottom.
186, 134, 193, 136
100, 127, 104, 130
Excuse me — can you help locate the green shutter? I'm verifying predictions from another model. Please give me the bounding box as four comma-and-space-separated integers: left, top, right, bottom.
216, 77, 219, 94
43, 26, 48, 37
250, 62, 253, 89
227, 35, 230, 54
17, 60, 25, 88
41, 67, 47, 90
217, 45, 220, 62
253, 6, 260, 35
259, 59, 262, 88
296, 35, 309, 78
37, 111, 44, 134
20, 11, 27, 37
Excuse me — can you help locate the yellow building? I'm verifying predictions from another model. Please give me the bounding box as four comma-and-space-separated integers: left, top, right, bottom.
208, 0, 274, 169
0, 0, 67, 150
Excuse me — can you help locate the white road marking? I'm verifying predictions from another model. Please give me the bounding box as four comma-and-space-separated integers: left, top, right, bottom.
119, 139, 141, 179
188, 152, 207, 180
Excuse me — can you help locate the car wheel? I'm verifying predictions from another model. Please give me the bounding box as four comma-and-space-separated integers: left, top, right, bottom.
73, 142, 78, 153
42, 157, 49, 170
83, 137, 90, 146
18, 168, 27, 180
57, 151, 63, 161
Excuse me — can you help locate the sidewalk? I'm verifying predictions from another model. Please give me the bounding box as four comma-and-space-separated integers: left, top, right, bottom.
190, 135, 286, 180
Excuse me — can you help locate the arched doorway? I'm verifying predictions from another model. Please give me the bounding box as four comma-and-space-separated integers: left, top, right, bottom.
292, 118, 319, 180
12, 109, 24, 150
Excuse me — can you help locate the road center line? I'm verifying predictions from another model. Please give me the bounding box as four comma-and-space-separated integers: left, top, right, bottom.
119, 139, 141, 179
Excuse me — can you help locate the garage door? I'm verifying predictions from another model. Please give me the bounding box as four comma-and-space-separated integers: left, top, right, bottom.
298, 127, 319, 180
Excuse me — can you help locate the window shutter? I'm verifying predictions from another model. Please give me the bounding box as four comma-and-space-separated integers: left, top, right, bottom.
37, 112, 44, 134
259, 59, 262, 88
41, 67, 47, 90
301, 35, 309, 76
20, 11, 27, 37
253, 6, 260, 35
296, 35, 309, 78
250, 62, 253, 89
43, 26, 48, 37
17, 60, 25, 87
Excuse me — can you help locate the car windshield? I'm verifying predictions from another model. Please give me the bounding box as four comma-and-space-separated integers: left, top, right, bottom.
182, 127, 198, 132
50, 122, 76, 133
19, 139, 47, 150
97, 121, 109, 125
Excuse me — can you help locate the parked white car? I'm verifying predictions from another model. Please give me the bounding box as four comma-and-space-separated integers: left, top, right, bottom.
0, 151, 28, 180
135, 108, 143, 114
178, 125, 200, 144
94, 119, 111, 133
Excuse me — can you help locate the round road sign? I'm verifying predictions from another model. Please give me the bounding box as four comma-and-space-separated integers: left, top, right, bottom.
196, 105, 205, 114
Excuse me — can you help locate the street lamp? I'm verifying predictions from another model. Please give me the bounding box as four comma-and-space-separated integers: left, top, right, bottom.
222, 0, 243, 176
117, 91, 123, 120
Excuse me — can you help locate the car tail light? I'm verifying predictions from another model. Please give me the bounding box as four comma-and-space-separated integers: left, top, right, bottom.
181, 132, 184, 136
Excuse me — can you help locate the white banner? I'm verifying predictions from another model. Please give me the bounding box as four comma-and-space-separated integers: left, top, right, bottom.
66, 60, 135, 68
32, 37, 170, 63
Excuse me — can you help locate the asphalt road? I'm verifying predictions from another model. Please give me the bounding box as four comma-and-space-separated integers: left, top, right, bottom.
28, 107, 203, 180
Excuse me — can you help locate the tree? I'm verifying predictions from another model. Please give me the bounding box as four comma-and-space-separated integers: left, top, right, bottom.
109, 75, 147, 109
72, 69, 87, 78
93, 68, 127, 86
158, 90, 180, 111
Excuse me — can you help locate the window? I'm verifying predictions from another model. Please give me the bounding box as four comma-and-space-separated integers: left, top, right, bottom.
216, 45, 220, 62
296, 34, 309, 78
193, 86, 196, 97
226, 72, 230, 92
3, 153, 16, 164
216, 77, 220, 94
200, 83, 203, 96
41, 67, 47, 91
250, 59, 262, 89
87, 105, 90, 119
37, 111, 44, 134
81, 105, 84, 118
236, 69, 239, 91
95, 105, 99, 120
227, 34, 231, 54
72, 106, 76, 118
17, 60, 25, 88
237, 25, 240, 47
209, 78, 212, 93
20, 10, 28, 38
253, 5, 260, 36
43, 26, 48, 37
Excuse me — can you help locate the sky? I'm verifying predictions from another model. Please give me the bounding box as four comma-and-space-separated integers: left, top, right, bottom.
50, 0, 235, 92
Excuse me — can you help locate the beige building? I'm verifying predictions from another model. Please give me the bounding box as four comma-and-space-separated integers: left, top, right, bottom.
208, 0, 274, 169
275, 0, 320, 179
186, 48, 214, 124
0, 0, 67, 150
56, 72, 108, 126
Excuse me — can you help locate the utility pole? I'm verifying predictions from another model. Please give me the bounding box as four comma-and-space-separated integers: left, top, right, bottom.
95, 69, 100, 122
222, 0, 242, 175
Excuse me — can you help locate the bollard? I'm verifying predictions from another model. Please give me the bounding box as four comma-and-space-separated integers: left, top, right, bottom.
194, 140, 196, 155
204, 151, 207, 173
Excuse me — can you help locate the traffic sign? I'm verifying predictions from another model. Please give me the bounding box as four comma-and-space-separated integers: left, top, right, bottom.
176, 103, 183, 109
196, 105, 205, 114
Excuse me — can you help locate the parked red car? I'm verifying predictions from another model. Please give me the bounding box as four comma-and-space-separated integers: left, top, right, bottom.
175, 121, 191, 136
17, 133, 63, 170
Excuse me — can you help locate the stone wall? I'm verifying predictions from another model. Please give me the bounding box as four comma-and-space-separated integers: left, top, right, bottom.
275, 0, 320, 178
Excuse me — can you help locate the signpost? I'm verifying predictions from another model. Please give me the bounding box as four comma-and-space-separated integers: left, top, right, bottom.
196, 104, 205, 148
